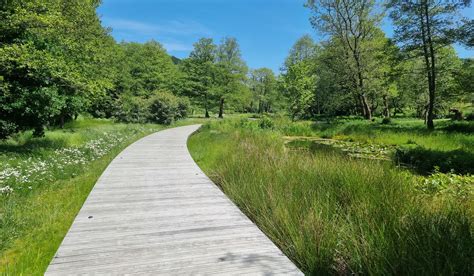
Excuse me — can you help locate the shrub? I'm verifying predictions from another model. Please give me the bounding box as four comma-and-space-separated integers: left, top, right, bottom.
464, 112, 474, 121
114, 96, 150, 123
114, 92, 190, 125
176, 97, 191, 119
0, 120, 18, 140
381, 117, 391, 124
148, 92, 178, 125
148, 91, 190, 125
259, 115, 274, 129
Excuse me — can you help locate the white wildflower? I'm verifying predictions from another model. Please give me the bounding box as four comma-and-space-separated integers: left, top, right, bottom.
0, 185, 14, 195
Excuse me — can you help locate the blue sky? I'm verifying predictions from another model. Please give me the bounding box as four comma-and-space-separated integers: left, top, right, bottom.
98, 0, 473, 73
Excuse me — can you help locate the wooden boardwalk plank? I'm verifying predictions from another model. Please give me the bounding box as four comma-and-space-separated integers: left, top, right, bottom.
46, 125, 302, 275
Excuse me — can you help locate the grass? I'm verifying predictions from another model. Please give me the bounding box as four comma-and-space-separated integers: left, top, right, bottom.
188, 118, 473, 275
0, 116, 206, 275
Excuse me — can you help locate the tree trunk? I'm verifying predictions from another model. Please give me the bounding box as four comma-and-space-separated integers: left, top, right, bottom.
204, 93, 210, 118
420, 0, 435, 130
424, 104, 429, 124
383, 95, 390, 118
356, 94, 365, 117
33, 125, 45, 137
59, 115, 65, 129
361, 93, 372, 120
354, 53, 371, 120
425, 1, 436, 130
218, 98, 224, 118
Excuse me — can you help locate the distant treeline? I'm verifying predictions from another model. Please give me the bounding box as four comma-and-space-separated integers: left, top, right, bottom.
0, 1, 279, 139
1, 0, 473, 138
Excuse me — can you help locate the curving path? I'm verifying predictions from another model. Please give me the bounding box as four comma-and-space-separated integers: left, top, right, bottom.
46, 125, 302, 275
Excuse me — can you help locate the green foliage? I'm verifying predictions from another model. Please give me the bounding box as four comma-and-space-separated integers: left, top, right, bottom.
0, 0, 116, 138
281, 36, 318, 120
117, 41, 179, 97
277, 1, 474, 123
114, 92, 189, 125
176, 96, 191, 119
0, 1, 187, 136
180, 38, 218, 117
416, 170, 473, 200
387, 0, 471, 129
148, 92, 189, 125
114, 96, 151, 124
249, 68, 281, 113
381, 117, 392, 124
306, 0, 384, 120
180, 37, 250, 117
259, 115, 274, 129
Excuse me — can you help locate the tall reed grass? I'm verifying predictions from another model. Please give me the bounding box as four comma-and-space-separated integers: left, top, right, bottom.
188, 120, 473, 275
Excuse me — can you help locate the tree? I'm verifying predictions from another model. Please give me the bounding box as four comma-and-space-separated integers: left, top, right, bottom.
283, 35, 319, 70
181, 38, 217, 118
215, 37, 248, 118
306, 0, 384, 120
249, 68, 278, 113
0, 0, 115, 138
281, 36, 319, 119
314, 39, 359, 116
388, 0, 472, 129
455, 58, 474, 106
117, 41, 179, 97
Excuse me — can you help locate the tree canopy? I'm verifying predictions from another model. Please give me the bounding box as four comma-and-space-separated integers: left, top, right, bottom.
1, 0, 472, 138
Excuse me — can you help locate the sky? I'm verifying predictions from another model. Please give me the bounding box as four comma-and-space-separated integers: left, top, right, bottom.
98, 0, 473, 73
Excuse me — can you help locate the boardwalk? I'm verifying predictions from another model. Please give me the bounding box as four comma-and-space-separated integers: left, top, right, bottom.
46, 125, 302, 275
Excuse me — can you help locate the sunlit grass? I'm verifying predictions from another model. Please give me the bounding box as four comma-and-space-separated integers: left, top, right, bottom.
0, 117, 205, 274
188, 119, 473, 275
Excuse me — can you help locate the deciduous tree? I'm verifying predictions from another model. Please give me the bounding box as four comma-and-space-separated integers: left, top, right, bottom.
388, 0, 472, 129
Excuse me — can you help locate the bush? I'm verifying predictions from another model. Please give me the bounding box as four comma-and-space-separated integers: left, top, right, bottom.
148, 92, 179, 125
176, 97, 191, 119
114, 92, 190, 125
148, 93, 176, 125
114, 96, 150, 123
465, 112, 474, 121
0, 120, 18, 140
395, 146, 474, 175
381, 117, 391, 124
259, 115, 274, 129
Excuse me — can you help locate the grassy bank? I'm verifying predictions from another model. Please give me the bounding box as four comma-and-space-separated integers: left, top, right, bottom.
188, 119, 473, 275
273, 117, 474, 175
0, 117, 202, 275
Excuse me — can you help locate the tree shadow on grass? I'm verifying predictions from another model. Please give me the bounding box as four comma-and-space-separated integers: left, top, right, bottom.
395, 146, 474, 175
440, 121, 474, 134
0, 137, 69, 155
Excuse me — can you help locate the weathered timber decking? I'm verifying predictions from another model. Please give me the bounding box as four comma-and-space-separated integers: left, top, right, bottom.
46, 124, 302, 275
